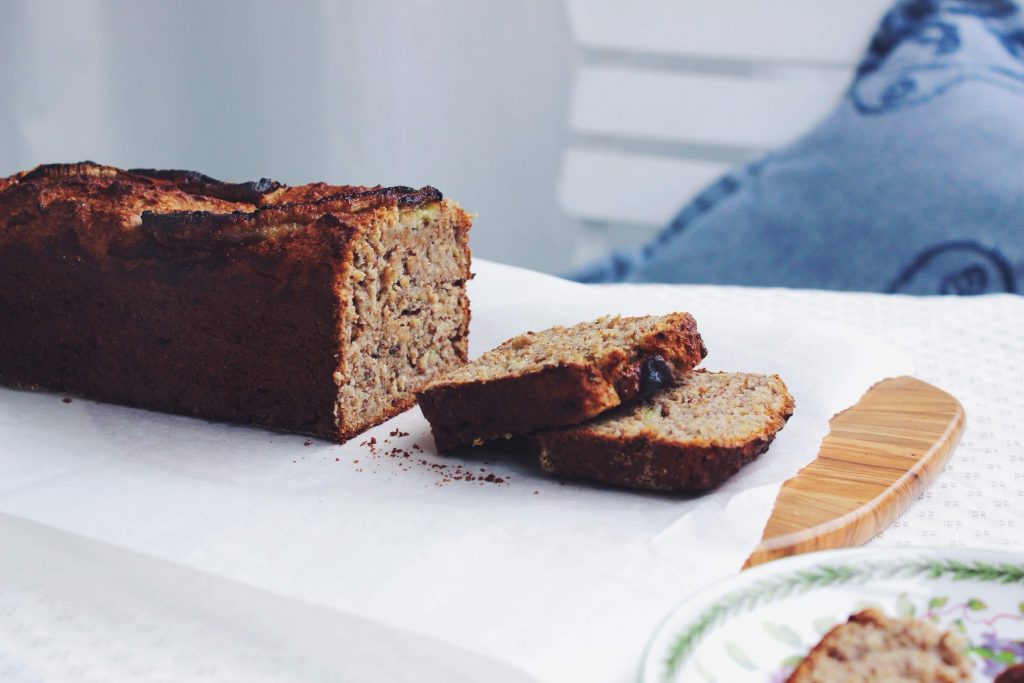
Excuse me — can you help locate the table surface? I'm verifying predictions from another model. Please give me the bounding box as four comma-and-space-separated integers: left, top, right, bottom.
2, 268, 1022, 682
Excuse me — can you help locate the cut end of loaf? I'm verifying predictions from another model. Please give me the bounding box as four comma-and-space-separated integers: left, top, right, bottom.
333, 200, 472, 440
785, 609, 972, 683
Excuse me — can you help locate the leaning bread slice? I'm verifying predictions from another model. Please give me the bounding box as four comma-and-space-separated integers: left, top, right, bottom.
416, 313, 706, 452
531, 371, 793, 492
785, 608, 972, 683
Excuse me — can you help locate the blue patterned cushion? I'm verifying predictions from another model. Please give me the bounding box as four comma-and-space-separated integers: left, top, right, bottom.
570, 0, 1024, 294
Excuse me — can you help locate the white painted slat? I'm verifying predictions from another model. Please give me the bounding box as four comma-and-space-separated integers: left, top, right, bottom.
570, 65, 850, 149
567, 0, 891, 64
559, 148, 731, 226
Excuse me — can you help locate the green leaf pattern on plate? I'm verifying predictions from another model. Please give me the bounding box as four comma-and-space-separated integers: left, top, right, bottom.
763, 622, 804, 648
896, 593, 916, 618
724, 642, 755, 670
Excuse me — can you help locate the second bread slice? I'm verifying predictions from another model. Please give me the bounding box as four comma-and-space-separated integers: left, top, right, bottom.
417, 313, 706, 452
532, 371, 794, 492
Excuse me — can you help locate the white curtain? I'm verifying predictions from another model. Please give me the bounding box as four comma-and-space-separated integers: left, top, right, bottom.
0, 0, 577, 272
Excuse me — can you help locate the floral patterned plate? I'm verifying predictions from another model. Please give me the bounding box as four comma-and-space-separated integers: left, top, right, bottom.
642, 547, 1024, 683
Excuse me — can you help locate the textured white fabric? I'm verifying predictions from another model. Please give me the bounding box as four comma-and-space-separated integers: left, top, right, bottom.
0, 1, 575, 273
0, 513, 536, 683
852, 294, 1024, 549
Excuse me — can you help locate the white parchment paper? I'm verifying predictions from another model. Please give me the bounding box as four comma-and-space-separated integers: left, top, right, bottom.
0, 260, 912, 682
0, 512, 536, 683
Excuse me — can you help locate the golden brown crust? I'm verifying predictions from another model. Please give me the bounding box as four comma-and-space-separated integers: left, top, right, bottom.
0, 161, 442, 257
0, 162, 250, 258
127, 167, 285, 203
141, 185, 442, 249
533, 423, 785, 492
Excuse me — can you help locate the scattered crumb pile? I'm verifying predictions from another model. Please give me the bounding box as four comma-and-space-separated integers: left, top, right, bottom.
352, 431, 510, 487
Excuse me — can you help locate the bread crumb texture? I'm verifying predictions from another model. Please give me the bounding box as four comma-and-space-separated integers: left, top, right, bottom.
531, 370, 794, 491
576, 370, 792, 448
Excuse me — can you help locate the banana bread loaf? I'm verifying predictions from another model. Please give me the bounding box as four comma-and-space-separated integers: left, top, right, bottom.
786, 608, 972, 683
416, 313, 706, 452
0, 162, 472, 442
531, 371, 793, 492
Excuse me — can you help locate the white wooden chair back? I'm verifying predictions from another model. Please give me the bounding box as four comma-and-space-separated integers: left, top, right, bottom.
559, 0, 893, 265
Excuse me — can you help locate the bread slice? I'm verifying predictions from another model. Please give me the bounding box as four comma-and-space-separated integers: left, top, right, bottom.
785, 608, 972, 683
531, 371, 793, 492
416, 313, 706, 452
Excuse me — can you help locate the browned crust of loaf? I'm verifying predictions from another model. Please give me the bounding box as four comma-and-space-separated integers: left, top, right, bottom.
532, 400, 793, 492
141, 184, 443, 250
785, 609, 972, 683
126, 167, 285, 203
416, 313, 707, 452
0, 161, 441, 259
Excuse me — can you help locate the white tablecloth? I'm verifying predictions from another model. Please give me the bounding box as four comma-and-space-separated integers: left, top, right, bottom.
1, 260, 1022, 682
